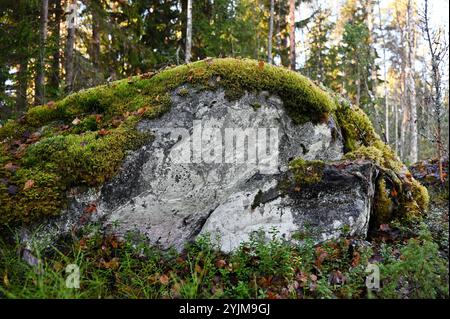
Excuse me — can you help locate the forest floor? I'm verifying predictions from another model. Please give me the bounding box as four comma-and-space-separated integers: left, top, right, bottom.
0, 165, 448, 299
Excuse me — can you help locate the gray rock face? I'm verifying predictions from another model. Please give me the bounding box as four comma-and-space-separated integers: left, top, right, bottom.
21, 86, 378, 252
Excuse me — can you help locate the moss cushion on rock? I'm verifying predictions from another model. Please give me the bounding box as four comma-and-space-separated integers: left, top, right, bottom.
0, 58, 427, 227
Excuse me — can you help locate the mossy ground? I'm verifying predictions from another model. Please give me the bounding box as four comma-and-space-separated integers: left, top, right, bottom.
0, 219, 447, 299
0, 58, 428, 226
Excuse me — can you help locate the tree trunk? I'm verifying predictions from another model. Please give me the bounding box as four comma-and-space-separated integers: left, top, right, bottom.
65, 0, 77, 93
185, 0, 192, 63
35, 0, 49, 105
49, 0, 62, 94
289, 0, 295, 70
406, 0, 418, 163
377, 0, 389, 144
268, 0, 275, 64
91, 2, 100, 70
15, 60, 28, 114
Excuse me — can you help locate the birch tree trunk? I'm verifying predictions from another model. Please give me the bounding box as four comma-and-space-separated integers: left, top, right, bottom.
35, 0, 49, 105
268, 0, 274, 64
289, 0, 295, 70
15, 60, 28, 114
65, 0, 77, 93
377, 0, 389, 144
406, 0, 418, 163
50, 0, 62, 93
185, 0, 192, 63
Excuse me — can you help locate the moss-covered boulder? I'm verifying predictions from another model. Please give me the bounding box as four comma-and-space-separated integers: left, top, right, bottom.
0, 58, 428, 251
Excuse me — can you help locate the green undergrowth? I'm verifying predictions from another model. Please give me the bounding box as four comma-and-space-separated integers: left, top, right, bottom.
0, 58, 428, 225
0, 222, 447, 299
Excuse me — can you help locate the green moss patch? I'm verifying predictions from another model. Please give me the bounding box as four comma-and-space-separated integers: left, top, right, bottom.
289, 158, 325, 186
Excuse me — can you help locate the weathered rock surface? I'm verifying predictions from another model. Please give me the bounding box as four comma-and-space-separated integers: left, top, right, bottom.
20, 86, 380, 252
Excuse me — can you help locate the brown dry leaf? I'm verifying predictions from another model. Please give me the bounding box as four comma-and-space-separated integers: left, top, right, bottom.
258, 60, 265, 70
95, 115, 102, 123
391, 188, 398, 197
4, 162, 18, 172
136, 107, 147, 116
258, 276, 273, 288
266, 291, 280, 299
47, 101, 56, 108
296, 271, 308, 285
315, 246, 328, 268
110, 237, 119, 249
111, 118, 123, 128
79, 238, 87, 250
379, 224, 391, 232
215, 259, 227, 269
101, 257, 120, 270
98, 128, 109, 136
195, 264, 202, 274
310, 274, 318, 282
84, 203, 97, 214
351, 251, 361, 267
23, 179, 34, 190
72, 117, 81, 125
294, 186, 301, 192
159, 274, 170, 285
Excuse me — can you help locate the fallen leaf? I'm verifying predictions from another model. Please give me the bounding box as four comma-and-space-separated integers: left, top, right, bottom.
391, 188, 398, 197
379, 224, 391, 232
84, 203, 97, 214
95, 115, 102, 123
195, 264, 202, 273
136, 107, 147, 116
72, 117, 81, 125
310, 274, 317, 282
98, 128, 109, 136
215, 259, 227, 269
159, 274, 170, 285
100, 257, 120, 270
258, 60, 265, 70
4, 162, 18, 172
351, 251, 361, 267
23, 179, 34, 190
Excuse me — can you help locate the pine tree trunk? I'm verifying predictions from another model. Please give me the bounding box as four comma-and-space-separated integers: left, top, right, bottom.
185, 0, 192, 63
289, 0, 295, 70
65, 0, 77, 93
35, 0, 49, 105
268, 0, 274, 64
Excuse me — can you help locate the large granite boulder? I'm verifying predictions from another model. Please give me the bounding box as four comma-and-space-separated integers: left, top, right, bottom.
0, 58, 427, 252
